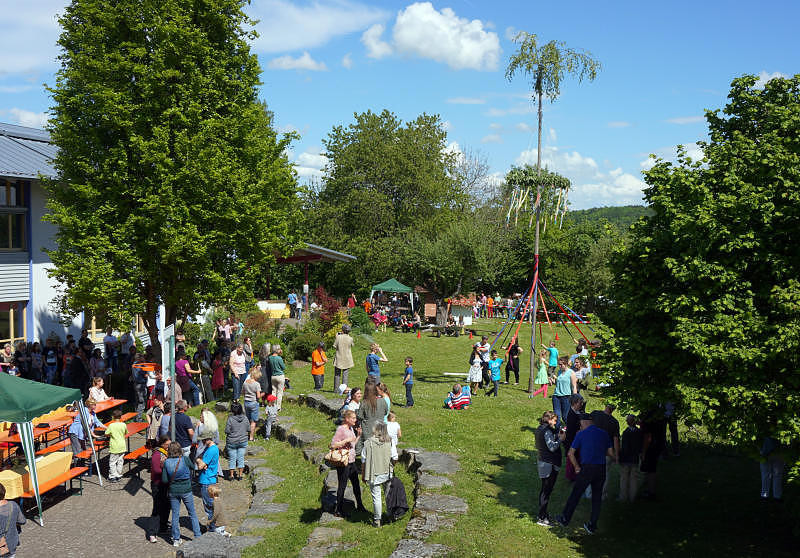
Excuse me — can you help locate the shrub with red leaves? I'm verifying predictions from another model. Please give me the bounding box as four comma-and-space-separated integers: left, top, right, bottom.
314, 286, 341, 330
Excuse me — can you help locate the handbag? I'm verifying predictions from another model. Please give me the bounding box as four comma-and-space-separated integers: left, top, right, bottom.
324, 447, 350, 467
0, 506, 12, 555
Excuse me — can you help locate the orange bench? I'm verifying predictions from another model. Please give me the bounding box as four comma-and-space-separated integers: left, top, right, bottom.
76, 440, 108, 460
20, 466, 89, 501
119, 412, 138, 422
35, 439, 71, 456
124, 445, 150, 477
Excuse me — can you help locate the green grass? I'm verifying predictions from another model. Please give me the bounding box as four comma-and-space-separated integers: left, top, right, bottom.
202, 320, 798, 557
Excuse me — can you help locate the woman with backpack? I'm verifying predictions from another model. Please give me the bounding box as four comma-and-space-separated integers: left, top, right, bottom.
162, 441, 201, 547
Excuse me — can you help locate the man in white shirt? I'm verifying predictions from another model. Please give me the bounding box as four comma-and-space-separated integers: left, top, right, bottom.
474, 336, 491, 388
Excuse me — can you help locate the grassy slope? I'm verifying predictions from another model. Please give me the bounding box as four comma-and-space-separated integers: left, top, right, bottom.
205, 319, 796, 557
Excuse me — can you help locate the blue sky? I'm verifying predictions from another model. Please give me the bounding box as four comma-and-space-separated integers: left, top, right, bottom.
1, 0, 797, 209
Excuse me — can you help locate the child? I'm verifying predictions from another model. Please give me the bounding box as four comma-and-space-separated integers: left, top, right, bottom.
486, 350, 503, 397
386, 412, 401, 461
403, 357, 414, 407
89, 377, 110, 402
264, 394, 278, 440
377, 382, 391, 422
466, 346, 482, 396
106, 408, 128, 483
532, 350, 549, 398
541, 340, 559, 384
206, 484, 231, 536
444, 384, 471, 409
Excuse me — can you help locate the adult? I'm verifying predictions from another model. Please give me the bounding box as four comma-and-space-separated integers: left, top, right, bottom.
0, 342, 16, 375
224, 401, 249, 480
145, 395, 165, 447
242, 367, 262, 441
69, 347, 91, 397
311, 341, 327, 391
535, 410, 564, 526
346, 293, 357, 312
551, 358, 576, 427
192, 344, 213, 403
175, 349, 201, 407
229, 343, 247, 401
68, 397, 104, 469
564, 394, 585, 481
171, 400, 195, 457
591, 404, 621, 500
504, 337, 523, 385
366, 343, 388, 382
162, 441, 201, 547
759, 436, 785, 501
288, 290, 297, 319
542, 340, 559, 383
361, 422, 393, 527
332, 324, 354, 390
258, 342, 272, 398
132, 357, 149, 420
119, 329, 134, 375
147, 435, 171, 543
296, 293, 304, 321
555, 413, 614, 535
269, 344, 286, 411
356, 381, 388, 455
89, 348, 107, 382
29, 342, 43, 382
618, 414, 642, 503
103, 327, 118, 374
330, 409, 366, 518
242, 336, 254, 373
0, 483, 26, 557
43, 338, 58, 384
474, 336, 491, 388
195, 433, 220, 533
640, 410, 666, 500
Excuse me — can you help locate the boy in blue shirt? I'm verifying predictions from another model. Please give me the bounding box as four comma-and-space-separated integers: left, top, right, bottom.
486, 350, 503, 397
196, 435, 220, 531
403, 357, 414, 407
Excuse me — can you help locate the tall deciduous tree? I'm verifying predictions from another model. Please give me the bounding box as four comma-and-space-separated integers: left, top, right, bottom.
45, 0, 300, 344
598, 75, 800, 475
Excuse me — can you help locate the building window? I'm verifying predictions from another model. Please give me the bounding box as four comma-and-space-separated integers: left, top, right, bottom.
0, 179, 27, 251
0, 301, 27, 346
84, 313, 148, 341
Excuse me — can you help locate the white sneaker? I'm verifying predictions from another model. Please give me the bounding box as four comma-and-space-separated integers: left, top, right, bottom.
173, 539, 183, 547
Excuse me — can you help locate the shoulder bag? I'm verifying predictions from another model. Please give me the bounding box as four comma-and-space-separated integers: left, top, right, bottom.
325, 447, 349, 467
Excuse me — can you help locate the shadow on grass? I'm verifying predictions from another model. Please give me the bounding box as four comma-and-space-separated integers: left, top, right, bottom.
486, 441, 797, 557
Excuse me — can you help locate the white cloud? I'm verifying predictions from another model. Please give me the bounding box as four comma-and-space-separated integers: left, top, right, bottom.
361, 23, 392, 59
638, 142, 705, 170
0, 84, 34, 93
267, 51, 328, 71
249, 0, 387, 54
293, 149, 328, 178
548, 127, 557, 142
516, 145, 646, 208
608, 121, 631, 128
442, 140, 465, 164
489, 122, 503, 130
9, 108, 48, 128
754, 70, 787, 88
341, 53, 353, 69
391, 2, 501, 71
446, 97, 486, 104
505, 26, 518, 41
441, 120, 452, 131
515, 122, 533, 133
665, 115, 704, 125
485, 104, 535, 117
481, 134, 502, 144
0, 1, 64, 74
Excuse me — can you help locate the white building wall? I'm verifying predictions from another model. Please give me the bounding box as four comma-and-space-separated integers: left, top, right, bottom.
28, 180, 82, 341
0, 251, 28, 302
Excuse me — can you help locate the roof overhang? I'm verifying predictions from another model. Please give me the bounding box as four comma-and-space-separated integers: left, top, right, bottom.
276, 243, 356, 264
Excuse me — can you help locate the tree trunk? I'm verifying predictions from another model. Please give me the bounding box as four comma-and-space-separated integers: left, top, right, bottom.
536, 80, 543, 170
529, 81, 544, 394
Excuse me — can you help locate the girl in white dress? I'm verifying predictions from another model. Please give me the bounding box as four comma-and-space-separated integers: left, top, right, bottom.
466, 346, 483, 395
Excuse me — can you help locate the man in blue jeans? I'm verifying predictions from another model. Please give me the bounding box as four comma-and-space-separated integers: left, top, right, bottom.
555, 413, 614, 534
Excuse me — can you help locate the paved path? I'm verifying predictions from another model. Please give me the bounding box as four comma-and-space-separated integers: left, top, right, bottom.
16, 442, 253, 558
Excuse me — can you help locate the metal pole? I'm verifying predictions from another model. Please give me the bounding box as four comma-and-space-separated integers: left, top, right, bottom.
169, 332, 176, 441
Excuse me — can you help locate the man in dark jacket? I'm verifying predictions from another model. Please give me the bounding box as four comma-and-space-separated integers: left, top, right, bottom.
535, 410, 564, 526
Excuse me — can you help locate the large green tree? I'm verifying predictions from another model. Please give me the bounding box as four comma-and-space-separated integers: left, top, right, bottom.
305, 109, 464, 296
598, 75, 800, 474
45, 0, 300, 344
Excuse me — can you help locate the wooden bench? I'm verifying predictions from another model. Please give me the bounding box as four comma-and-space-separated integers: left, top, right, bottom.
76, 440, 108, 460
430, 325, 462, 338
20, 466, 89, 502
124, 445, 150, 477
35, 439, 71, 456
119, 412, 138, 422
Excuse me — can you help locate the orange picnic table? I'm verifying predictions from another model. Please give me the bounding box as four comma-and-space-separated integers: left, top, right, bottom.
0, 419, 72, 445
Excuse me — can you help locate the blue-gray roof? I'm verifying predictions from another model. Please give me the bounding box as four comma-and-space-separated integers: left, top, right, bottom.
0, 122, 57, 179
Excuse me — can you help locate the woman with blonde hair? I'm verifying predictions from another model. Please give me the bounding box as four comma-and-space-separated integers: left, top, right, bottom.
361, 421, 393, 527
242, 365, 262, 441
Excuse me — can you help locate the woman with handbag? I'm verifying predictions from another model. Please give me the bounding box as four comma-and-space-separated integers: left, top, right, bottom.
0, 483, 26, 558
162, 441, 201, 547
329, 410, 367, 518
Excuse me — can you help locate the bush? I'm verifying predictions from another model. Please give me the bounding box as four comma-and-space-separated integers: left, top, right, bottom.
323, 309, 350, 347
314, 286, 341, 330
289, 332, 322, 362
349, 307, 373, 334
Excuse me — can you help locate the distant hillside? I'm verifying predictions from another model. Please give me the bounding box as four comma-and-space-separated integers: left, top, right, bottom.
566, 205, 652, 230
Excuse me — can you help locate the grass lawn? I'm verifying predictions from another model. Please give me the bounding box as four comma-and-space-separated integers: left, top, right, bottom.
199, 319, 797, 557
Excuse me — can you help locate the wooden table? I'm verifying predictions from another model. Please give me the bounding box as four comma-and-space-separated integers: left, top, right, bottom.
0, 419, 72, 445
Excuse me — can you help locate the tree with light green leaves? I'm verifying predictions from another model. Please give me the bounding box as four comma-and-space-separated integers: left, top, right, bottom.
45, 0, 301, 345
598, 75, 800, 478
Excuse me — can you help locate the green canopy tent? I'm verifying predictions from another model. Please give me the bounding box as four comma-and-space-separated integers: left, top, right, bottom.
370, 279, 415, 312
0, 374, 99, 525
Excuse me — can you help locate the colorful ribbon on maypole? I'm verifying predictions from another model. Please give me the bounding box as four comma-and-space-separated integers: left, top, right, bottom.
527, 254, 540, 393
